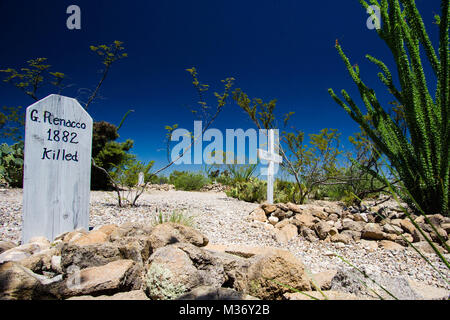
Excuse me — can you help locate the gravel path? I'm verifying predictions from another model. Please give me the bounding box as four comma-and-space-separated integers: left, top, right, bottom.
1, 188, 449, 293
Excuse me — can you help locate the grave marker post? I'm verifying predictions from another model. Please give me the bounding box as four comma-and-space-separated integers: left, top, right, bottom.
22, 94, 93, 243
258, 129, 282, 204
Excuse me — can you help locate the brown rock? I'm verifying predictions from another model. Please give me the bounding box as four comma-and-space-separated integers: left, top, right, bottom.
301, 227, 319, 242
0, 262, 46, 300
383, 224, 403, 234
268, 216, 279, 225
293, 213, 317, 229
340, 230, 361, 242
0, 241, 16, 255
314, 221, 332, 240
309, 209, 328, 220
272, 209, 287, 219
330, 233, 351, 245
360, 239, 378, 251
390, 219, 403, 228
276, 203, 289, 211
429, 227, 448, 242
379, 240, 404, 251
19, 248, 58, 274
147, 243, 226, 299
426, 214, 445, 227
249, 208, 267, 223
327, 213, 339, 222
0, 242, 48, 264
97, 224, 120, 236
56, 229, 88, 243
72, 230, 109, 246
441, 223, 450, 234
275, 219, 291, 229
148, 223, 209, 250
53, 259, 143, 299
60, 242, 123, 271
310, 270, 337, 290
275, 224, 298, 243
411, 241, 446, 254
262, 204, 277, 214
362, 223, 385, 240
286, 202, 302, 213
342, 219, 364, 232
400, 219, 416, 234
241, 249, 311, 300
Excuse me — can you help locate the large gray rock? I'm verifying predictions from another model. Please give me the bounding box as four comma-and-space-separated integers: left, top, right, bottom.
60, 242, 123, 271
148, 223, 209, 250
0, 241, 16, 255
50, 259, 143, 299
232, 248, 311, 300
0, 262, 56, 300
146, 243, 226, 300
329, 268, 441, 300
0, 240, 50, 264
342, 219, 364, 232
362, 223, 385, 240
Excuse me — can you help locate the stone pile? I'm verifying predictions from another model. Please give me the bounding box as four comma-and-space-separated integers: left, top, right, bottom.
0, 222, 313, 300
249, 202, 450, 251
145, 184, 175, 192
200, 183, 229, 193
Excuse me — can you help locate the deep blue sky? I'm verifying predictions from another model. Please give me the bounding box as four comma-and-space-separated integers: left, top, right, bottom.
0, 0, 441, 173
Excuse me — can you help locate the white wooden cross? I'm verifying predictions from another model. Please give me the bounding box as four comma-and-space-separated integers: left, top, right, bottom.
138, 172, 145, 186
258, 129, 282, 204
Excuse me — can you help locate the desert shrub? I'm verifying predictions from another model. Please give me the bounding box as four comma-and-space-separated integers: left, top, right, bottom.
109, 158, 154, 206
0, 141, 24, 188
226, 178, 266, 203
91, 121, 135, 190
328, 0, 449, 215
148, 175, 169, 185
146, 263, 187, 300
274, 179, 301, 203
170, 171, 209, 191
152, 211, 195, 227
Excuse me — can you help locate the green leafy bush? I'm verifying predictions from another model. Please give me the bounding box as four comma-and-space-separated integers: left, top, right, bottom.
148, 175, 169, 185
91, 121, 135, 190
328, 0, 449, 215
273, 179, 303, 203
226, 178, 266, 203
170, 171, 209, 191
0, 142, 24, 188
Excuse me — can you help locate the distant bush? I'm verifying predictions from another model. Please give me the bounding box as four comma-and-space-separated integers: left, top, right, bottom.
170, 171, 209, 191
226, 178, 266, 203
148, 175, 169, 185
0, 141, 24, 188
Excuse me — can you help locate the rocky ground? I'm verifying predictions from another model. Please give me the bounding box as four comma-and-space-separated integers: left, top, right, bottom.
0, 187, 449, 299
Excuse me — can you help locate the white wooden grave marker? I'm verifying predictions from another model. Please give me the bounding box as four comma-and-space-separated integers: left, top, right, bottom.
258, 129, 282, 204
138, 172, 145, 186
22, 94, 93, 243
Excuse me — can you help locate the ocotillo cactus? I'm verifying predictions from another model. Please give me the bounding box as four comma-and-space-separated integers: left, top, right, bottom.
329, 0, 449, 215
